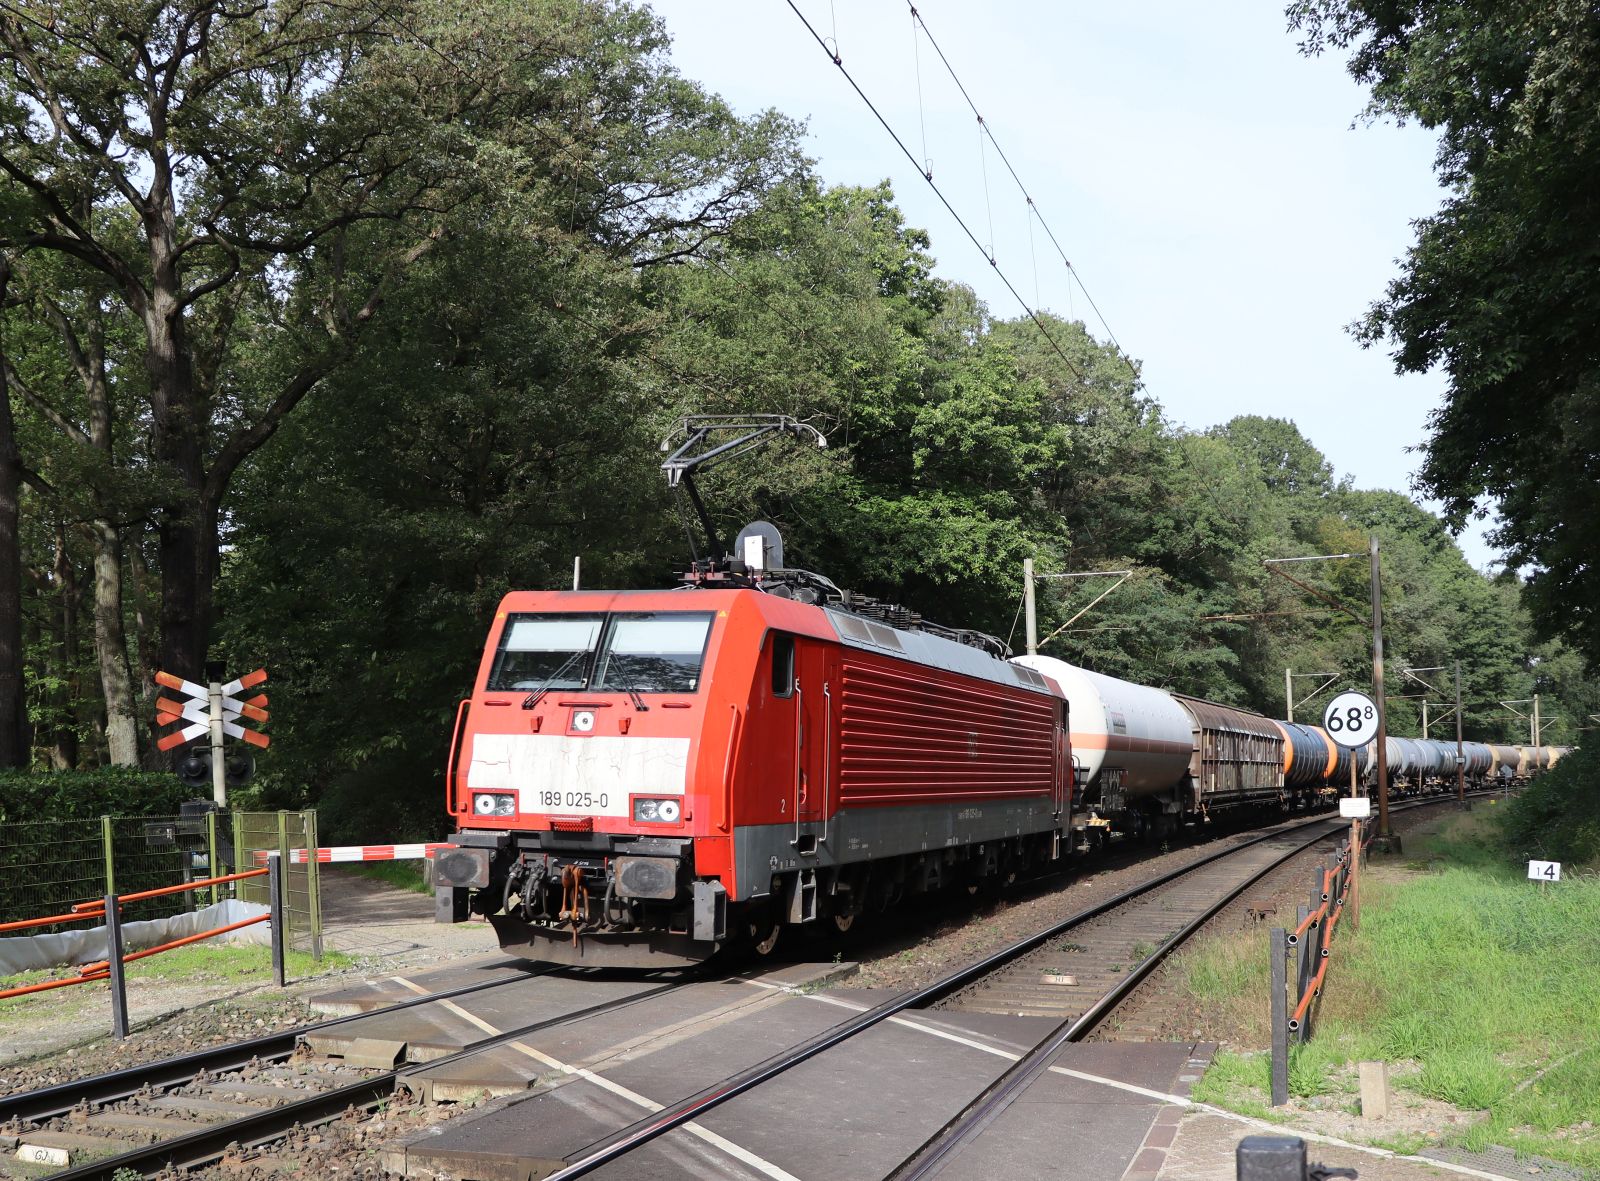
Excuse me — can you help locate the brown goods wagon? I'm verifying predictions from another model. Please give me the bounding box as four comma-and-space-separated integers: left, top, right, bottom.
1170, 694, 1285, 809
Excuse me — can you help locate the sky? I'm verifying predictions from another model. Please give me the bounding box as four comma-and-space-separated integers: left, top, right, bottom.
647, 0, 1503, 570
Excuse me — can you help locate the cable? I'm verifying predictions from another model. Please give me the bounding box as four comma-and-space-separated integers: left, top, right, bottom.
783, 0, 1088, 385
910, 6, 932, 178
906, 3, 1134, 376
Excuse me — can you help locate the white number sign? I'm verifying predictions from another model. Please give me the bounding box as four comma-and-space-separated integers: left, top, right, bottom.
1338, 797, 1372, 819
1323, 691, 1380, 748
1527, 860, 1561, 882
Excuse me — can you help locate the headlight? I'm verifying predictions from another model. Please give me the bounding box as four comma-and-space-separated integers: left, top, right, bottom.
473, 793, 515, 817
633, 797, 682, 824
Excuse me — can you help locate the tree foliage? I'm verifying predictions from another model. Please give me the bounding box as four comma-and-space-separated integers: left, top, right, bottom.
0, 3, 1589, 838
1289, 0, 1600, 666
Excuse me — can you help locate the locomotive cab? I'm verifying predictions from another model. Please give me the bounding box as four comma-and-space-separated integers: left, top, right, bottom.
436, 589, 758, 966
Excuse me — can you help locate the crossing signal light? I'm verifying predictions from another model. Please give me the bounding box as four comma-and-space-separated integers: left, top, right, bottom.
175, 748, 212, 791
172, 747, 257, 790
226, 752, 256, 787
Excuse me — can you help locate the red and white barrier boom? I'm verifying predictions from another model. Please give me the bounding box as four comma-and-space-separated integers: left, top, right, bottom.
254, 843, 450, 865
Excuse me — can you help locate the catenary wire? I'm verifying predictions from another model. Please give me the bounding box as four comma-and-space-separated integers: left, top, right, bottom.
782, 0, 1089, 385
906, 3, 1133, 375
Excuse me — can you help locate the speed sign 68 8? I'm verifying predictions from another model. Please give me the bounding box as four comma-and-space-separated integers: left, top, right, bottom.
1323, 690, 1379, 748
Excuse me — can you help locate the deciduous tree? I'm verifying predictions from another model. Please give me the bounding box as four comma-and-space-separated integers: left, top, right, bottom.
1290, 0, 1600, 665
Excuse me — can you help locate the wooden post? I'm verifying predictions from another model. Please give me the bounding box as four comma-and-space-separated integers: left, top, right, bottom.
100, 814, 116, 901
104, 893, 129, 1039
1350, 818, 1361, 930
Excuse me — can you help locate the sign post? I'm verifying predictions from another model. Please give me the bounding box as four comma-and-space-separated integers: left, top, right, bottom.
1325, 691, 1380, 929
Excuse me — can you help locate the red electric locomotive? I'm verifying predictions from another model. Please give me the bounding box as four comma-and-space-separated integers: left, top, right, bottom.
433, 582, 1072, 966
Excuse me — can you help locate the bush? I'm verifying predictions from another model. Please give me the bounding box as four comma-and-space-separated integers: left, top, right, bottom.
1497, 745, 1600, 868
0, 768, 191, 824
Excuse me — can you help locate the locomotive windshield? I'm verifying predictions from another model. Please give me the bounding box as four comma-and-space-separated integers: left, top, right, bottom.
593, 613, 713, 694
486, 611, 712, 694
487, 615, 602, 690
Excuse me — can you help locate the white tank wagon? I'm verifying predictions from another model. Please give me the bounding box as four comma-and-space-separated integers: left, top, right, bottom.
1012, 655, 1194, 825
1489, 744, 1522, 779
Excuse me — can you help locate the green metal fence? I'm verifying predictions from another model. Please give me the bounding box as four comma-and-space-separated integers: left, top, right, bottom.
0, 815, 201, 927
232, 810, 323, 958
0, 809, 320, 957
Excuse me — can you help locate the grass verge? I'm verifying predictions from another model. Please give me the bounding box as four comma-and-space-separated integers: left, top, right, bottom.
1181, 809, 1600, 1171
0, 942, 353, 1012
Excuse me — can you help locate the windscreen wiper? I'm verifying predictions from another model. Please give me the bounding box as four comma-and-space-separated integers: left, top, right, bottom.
522, 650, 590, 710
597, 662, 650, 712
617, 678, 650, 712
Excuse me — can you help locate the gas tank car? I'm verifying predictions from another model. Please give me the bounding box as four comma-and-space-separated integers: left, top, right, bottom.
433, 587, 1073, 967
1011, 654, 1192, 831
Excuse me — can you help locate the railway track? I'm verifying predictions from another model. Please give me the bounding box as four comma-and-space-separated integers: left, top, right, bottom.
2, 792, 1471, 1181
0, 962, 694, 1180
537, 793, 1467, 1181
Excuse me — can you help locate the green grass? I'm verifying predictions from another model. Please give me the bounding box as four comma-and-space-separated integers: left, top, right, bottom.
1185, 812, 1600, 1171
0, 942, 352, 1011
339, 860, 431, 894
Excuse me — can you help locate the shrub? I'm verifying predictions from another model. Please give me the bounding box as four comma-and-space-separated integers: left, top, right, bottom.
0, 768, 190, 824
1496, 745, 1600, 868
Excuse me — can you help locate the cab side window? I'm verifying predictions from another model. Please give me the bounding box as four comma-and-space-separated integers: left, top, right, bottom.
771, 633, 795, 698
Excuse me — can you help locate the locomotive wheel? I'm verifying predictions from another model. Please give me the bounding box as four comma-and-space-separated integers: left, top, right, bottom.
831, 910, 856, 933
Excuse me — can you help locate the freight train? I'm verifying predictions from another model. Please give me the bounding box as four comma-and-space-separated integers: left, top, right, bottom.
432, 569, 1564, 967
431, 415, 1567, 966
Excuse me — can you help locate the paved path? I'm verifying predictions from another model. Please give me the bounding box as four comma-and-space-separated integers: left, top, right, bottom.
317, 865, 496, 966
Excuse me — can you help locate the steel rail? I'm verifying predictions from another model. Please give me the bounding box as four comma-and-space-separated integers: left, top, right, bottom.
890, 791, 1476, 1179
0, 958, 549, 1123
537, 801, 1409, 1181
43, 973, 698, 1181
889, 819, 1365, 1179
